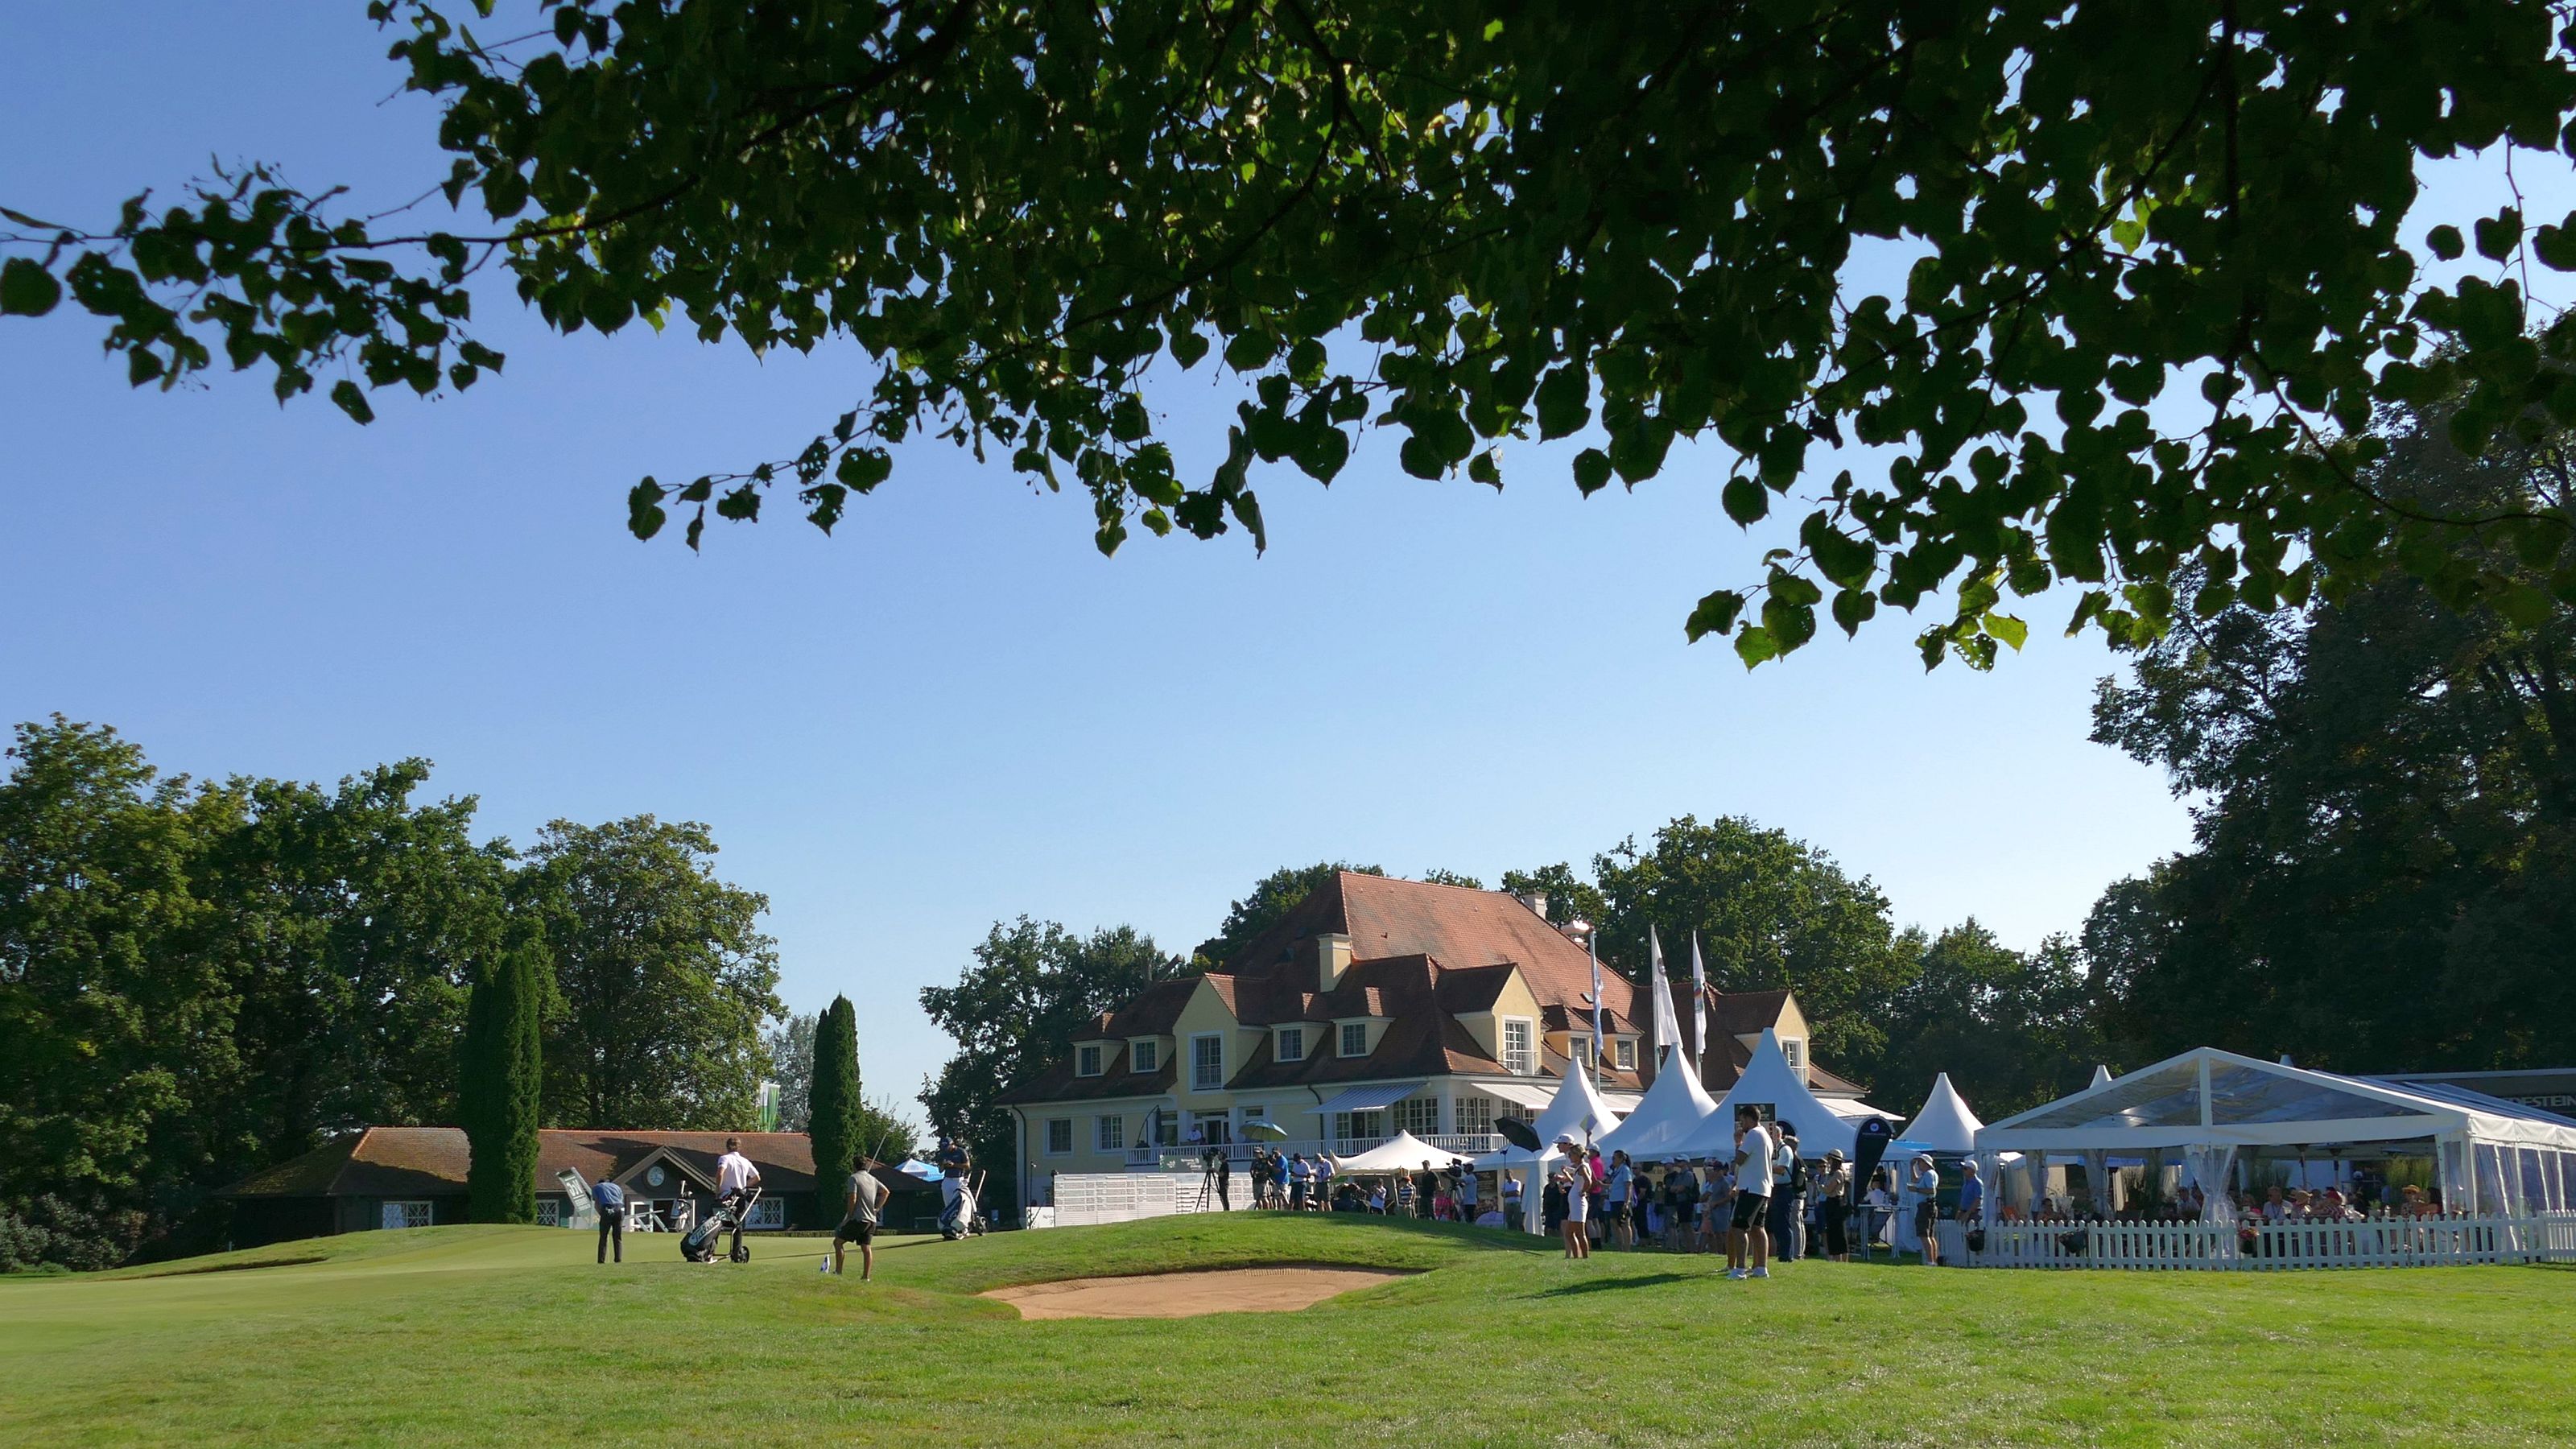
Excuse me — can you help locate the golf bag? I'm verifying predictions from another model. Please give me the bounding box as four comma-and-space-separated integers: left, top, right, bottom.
939, 1174, 980, 1241
681, 1187, 759, 1263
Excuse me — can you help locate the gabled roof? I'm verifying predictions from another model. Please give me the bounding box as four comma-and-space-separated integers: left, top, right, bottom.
1088, 976, 1199, 1038
996, 1040, 1179, 1106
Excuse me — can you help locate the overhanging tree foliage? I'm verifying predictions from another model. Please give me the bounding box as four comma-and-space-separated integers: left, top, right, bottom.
6, 2, 2572, 664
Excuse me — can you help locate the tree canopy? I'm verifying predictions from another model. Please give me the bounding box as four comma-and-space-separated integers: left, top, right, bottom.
8, 2, 2571, 664
2085, 399, 2575, 1070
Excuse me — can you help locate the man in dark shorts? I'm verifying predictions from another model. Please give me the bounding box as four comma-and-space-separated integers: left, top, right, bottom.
1727, 1105, 1774, 1280
832, 1154, 889, 1280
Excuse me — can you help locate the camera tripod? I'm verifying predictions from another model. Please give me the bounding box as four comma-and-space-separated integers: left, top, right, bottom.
1198, 1148, 1231, 1211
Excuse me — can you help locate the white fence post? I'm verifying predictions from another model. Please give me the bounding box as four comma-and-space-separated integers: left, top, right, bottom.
1964, 1210, 2576, 1269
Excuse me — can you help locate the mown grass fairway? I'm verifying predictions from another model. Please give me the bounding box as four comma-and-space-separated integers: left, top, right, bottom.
6, 1216, 2572, 1446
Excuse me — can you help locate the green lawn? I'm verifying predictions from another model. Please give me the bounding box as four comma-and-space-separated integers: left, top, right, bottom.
5, 1216, 2570, 1446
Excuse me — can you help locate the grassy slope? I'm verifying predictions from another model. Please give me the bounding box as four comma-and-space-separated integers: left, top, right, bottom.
4, 1216, 2571, 1447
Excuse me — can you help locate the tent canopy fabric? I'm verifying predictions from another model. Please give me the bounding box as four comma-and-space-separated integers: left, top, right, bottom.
1330, 1131, 1473, 1174
1669, 1028, 1863, 1161
1474, 1067, 1622, 1168
1979, 1048, 2576, 1154
1475, 1080, 1556, 1110
1596, 1048, 1719, 1159
1306, 1081, 1426, 1117
1889, 1072, 1984, 1155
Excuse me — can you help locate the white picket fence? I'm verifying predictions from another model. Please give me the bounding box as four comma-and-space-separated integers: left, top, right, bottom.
1955, 1211, 2576, 1270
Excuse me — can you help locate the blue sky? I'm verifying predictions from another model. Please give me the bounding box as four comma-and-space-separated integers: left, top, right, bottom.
10, 7, 2553, 1108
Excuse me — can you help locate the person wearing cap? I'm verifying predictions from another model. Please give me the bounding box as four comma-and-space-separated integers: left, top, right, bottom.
1286, 1152, 1312, 1209
1727, 1106, 1774, 1279
1818, 1149, 1854, 1261
1908, 1154, 1942, 1265
1957, 1157, 1986, 1240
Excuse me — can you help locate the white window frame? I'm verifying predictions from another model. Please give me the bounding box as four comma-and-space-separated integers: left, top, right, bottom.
1276, 1026, 1306, 1063
1570, 1035, 1594, 1070
746, 1198, 786, 1229
1615, 1038, 1637, 1070
1782, 1038, 1805, 1071
1191, 1033, 1225, 1091
1340, 1022, 1369, 1058
1045, 1118, 1074, 1155
1502, 1018, 1536, 1075
1075, 1043, 1104, 1078
382, 1199, 434, 1230
1394, 1096, 1440, 1137
1096, 1114, 1125, 1152
535, 1199, 564, 1228
1130, 1039, 1158, 1074
1455, 1093, 1496, 1136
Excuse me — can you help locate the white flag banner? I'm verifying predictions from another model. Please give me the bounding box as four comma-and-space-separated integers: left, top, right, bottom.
1648, 925, 1682, 1055
1690, 931, 1708, 1064
1587, 932, 1605, 1082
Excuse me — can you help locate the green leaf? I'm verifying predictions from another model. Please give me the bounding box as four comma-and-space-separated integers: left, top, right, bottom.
1684, 589, 1745, 642
1534, 365, 1590, 440
2426, 225, 2466, 261
0, 258, 62, 316
1571, 448, 1612, 497
628, 478, 667, 540
1722, 477, 1769, 525
328, 379, 375, 424
836, 448, 893, 492
2535, 217, 2576, 270
2474, 208, 2523, 262
1732, 625, 1780, 667
1983, 612, 2029, 650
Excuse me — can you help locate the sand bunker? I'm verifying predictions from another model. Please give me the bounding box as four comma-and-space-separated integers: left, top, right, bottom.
981, 1265, 1413, 1320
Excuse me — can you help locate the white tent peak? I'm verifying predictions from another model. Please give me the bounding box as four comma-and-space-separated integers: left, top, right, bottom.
1329, 1130, 1472, 1174
1596, 1045, 1718, 1159
2089, 1063, 2114, 1091
1662, 1026, 1868, 1162
1894, 1071, 1985, 1154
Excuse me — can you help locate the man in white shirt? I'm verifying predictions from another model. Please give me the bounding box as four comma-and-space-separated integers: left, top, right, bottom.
1908, 1154, 1942, 1265
715, 1137, 762, 1261
1728, 1106, 1775, 1280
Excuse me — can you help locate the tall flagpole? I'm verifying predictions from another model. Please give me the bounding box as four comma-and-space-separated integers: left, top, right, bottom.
1690, 930, 1708, 1071
1587, 929, 1604, 1088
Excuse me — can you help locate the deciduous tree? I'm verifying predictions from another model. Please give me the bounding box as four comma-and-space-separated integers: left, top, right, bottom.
12, 2, 2570, 661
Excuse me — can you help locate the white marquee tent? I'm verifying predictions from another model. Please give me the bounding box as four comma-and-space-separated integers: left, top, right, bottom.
1889, 1072, 1983, 1156
1595, 1048, 1719, 1160
1329, 1131, 1474, 1175
1474, 1066, 1624, 1232
1667, 1028, 1868, 1162
1977, 1046, 2576, 1220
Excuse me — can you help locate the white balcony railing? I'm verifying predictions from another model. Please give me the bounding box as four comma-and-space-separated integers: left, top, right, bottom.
1122, 1133, 1501, 1170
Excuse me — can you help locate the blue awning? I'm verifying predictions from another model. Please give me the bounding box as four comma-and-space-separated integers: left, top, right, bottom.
1307, 1081, 1426, 1116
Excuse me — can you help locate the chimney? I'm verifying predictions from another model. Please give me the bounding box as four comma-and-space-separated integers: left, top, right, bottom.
1513, 890, 1549, 922
1314, 931, 1352, 993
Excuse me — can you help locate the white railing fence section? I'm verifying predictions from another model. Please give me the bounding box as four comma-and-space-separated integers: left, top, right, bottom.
1044, 1170, 1260, 1226
1952, 1210, 2576, 1270
1121, 1133, 1501, 1170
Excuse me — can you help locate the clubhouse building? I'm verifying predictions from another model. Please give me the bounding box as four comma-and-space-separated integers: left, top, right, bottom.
997, 872, 1869, 1210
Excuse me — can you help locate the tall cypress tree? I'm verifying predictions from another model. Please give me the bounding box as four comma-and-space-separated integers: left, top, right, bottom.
806, 995, 861, 1226
462, 941, 545, 1223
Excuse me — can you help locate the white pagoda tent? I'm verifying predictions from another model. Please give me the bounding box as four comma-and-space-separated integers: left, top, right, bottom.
1596, 1048, 1719, 1161
1474, 1066, 1623, 1233
1666, 1028, 1868, 1162
1329, 1131, 1475, 1174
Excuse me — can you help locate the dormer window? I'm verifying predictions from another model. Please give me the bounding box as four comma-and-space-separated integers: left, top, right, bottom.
1570, 1036, 1594, 1069
1502, 1018, 1535, 1075
1075, 1044, 1104, 1078
1615, 1038, 1636, 1071
1131, 1040, 1158, 1073
1277, 1026, 1306, 1063
1340, 1022, 1369, 1058
1782, 1038, 1804, 1071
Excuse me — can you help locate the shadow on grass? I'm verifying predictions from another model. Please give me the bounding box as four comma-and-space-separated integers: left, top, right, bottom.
1534, 1271, 1698, 1297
